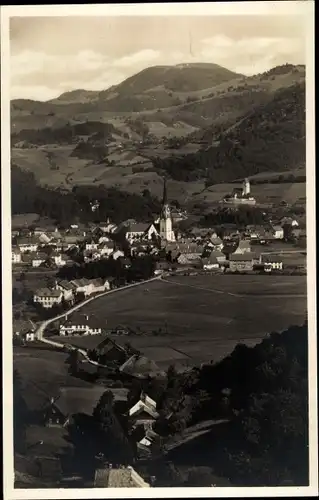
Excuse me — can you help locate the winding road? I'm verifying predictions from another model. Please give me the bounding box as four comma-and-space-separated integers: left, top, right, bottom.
35, 275, 163, 365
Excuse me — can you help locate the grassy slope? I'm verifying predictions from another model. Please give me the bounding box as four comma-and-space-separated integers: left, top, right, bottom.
10, 64, 305, 204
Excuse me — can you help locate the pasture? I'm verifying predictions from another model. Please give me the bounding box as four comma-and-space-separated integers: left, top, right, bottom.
61, 274, 307, 369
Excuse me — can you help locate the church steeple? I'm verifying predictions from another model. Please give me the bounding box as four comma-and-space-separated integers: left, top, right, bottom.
161, 178, 170, 219
159, 179, 175, 242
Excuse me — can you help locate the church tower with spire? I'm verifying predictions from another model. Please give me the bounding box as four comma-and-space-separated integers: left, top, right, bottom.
159, 179, 175, 242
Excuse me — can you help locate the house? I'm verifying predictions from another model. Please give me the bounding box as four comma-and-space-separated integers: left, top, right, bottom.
98, 241, 114, 257
207, 250, 226, 264
229, 253, 260, 272
51, 251, 68, 267
12, 246, 22, 264
31, 252, 48, 267
201, 255, 219, 271
44, 387, 112, 427
33, 288, 63, 308
262, 255, 283, 272
234, 240, 251, 255
272, 225, 284, 240
70, 278, 92, 296
90, 278, 111, 294
85, 241, 99, 251
94, 465, 150, 488
126, 223, 159, 243
38, 232, 52, 244
111, 249, 125, 260
119, 355, 162, 380
98, 235, 111, 244
13, 319, 36, 342
55, 280, 77, 301
16, 236, 39, 253
59, 318, 102, 336
128, 392, 159, 430
83, 249, 101, 263
208, 233, 223, 251
281, 217, 299, 227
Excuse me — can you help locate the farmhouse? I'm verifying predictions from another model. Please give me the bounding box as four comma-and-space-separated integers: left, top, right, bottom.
262, 255, 284, 272
94, 466, 150, 488
33, 288, 63, 308
119, 354, 162, 380
229, 253, 260, 272
12, 246, 22, 264
51, 251, 68, 267
128, 393, 159, 430
13, 319, 36, 342
234, 240, 251, 255
59, 318, 102, 336
44, 387, 122, 427
55, 280, 77, 301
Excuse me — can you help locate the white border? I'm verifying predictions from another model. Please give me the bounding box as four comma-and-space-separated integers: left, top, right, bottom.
1, 2, 317, 499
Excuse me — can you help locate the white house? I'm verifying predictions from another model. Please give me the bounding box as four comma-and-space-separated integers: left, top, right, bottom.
272, 225, 284, 240
85, 241, 99, 251
13, 319, 36, 342
33, 288, 63, 308
51, 252, 68, 267
55, 280, 77, 301
31, 252, 48, 267
17, 236, 39, 253
59, 318, 102, 336
111, 249, 125, 260
262, 256, 283, 272
208, 233, 223, 251
129, 393, 159, 430
12, 246, 22, 264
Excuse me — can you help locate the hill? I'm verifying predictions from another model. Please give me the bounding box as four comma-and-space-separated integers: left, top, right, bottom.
10, 63, 305, 204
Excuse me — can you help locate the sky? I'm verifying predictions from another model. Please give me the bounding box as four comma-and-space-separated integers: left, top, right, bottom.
10, 15, 306, 101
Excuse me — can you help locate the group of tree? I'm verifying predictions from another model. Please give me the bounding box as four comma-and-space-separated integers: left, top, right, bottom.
199, 206, 267, 229
11, 165, 161, 226
154, 322, 308, 486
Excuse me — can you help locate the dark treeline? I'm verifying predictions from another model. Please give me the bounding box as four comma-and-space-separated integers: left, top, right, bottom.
57, 254, 156, 283
11, 164, 161, 225
199, 206, 267, 228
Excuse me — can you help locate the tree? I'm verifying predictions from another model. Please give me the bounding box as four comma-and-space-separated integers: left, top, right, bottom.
93, 390, 132, 464
66, 349, 80, 375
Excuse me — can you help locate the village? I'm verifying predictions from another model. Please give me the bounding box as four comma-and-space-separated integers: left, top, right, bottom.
12, 179, 307, 487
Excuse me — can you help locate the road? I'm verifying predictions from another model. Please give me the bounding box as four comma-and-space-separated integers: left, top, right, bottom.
35, 275, 163, 363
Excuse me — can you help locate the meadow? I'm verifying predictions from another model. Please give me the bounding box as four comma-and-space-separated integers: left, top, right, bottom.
58, 274, 307, 369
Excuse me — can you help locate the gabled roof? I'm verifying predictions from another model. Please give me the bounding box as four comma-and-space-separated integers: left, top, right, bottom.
51, 386, 115, 417
229, 253, 258, 262
262, 255, 283, 263
94, 467, 149, 487
57, 280, 77, 291
126, 223, 151, 233
35, 288, 62, 297
119, 354, 161, 378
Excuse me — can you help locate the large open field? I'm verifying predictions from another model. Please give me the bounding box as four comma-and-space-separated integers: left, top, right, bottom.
58, 274, 307, 369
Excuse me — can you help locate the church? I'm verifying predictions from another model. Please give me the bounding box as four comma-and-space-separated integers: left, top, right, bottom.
157, 179, 176, 242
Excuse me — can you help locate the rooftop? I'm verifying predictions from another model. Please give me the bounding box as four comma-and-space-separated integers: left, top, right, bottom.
229, 253, 258, 262
35, 288, 62, 298
94, 467, 149, 488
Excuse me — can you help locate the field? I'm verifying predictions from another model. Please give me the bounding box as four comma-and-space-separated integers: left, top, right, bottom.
58, 274, 307, 369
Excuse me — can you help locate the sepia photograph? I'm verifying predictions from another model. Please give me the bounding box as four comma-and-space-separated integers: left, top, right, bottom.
1, 1, 317, 498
